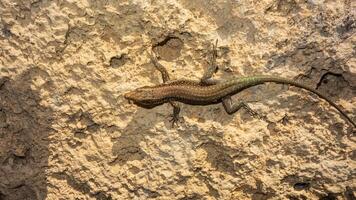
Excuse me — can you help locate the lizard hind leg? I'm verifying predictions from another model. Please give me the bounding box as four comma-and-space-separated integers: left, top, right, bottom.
148, 53, 182, 127
222, 96, 261, 119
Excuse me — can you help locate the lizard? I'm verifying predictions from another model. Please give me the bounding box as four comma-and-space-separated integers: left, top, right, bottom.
124, 41, 356, 128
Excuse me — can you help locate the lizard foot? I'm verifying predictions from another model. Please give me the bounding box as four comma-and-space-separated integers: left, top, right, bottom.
243, 104, 262, 119
169, 115, 183, 127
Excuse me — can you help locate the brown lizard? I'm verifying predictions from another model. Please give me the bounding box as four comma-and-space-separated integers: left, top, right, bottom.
124, 42, 355, 128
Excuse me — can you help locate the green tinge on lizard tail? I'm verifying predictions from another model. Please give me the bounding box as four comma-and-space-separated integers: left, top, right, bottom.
229, 75, 355, 127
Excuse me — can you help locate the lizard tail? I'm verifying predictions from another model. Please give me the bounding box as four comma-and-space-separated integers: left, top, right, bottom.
250, 76, 356, 128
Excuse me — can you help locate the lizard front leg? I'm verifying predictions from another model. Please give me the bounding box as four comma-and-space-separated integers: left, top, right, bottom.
149, 53, 182, 126
222, 96, 260, 118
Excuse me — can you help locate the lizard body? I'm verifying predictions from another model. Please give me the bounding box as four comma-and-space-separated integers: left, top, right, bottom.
125, 75, 355, 127
124, 43, 355, 127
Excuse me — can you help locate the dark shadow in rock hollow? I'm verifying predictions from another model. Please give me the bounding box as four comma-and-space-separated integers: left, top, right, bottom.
0, 68, 54, 200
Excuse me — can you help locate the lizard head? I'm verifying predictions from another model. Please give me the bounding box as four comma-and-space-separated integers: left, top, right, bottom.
124, 86, 167, 109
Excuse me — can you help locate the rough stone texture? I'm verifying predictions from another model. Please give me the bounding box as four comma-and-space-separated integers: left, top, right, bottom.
0, 0, 355, 199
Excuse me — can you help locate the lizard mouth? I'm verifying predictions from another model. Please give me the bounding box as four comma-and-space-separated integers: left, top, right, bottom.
124, 91, 136, 104
124, 92, 133, 99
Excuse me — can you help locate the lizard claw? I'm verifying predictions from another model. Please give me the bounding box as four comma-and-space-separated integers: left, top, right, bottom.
169, 116, 179, 127
243, 105, 262, 119
169, 115, 183, 127
248, 109, 259, 118
239, 102, 265, 120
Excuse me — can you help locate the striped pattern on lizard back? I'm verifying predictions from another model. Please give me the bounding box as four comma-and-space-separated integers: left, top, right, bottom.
153, 76, 273, 104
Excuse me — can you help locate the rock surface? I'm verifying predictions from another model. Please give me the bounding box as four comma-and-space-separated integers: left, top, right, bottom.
0, 0, 355, 199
